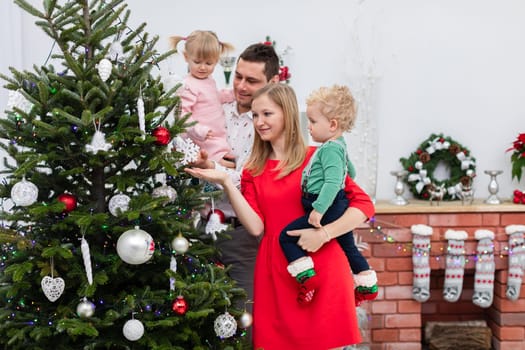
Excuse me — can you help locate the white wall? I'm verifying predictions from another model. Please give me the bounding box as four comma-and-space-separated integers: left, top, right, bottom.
1, 0, 523, 201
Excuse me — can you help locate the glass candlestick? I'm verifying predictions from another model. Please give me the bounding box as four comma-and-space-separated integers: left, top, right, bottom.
219, 56, 236, 87
390, 170, 409, 205
484, 170, 503, 205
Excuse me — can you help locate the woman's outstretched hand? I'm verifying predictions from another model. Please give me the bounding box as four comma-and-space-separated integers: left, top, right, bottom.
184, 167, 229, 186
286, 227, 327, 253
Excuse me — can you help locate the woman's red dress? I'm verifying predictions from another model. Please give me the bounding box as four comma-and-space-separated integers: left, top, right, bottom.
241, 147, 375, 350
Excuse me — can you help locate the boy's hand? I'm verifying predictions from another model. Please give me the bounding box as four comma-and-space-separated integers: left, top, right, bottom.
308, 210, 323, 228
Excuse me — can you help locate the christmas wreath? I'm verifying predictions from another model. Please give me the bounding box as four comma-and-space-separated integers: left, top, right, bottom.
399, 133, 476, 201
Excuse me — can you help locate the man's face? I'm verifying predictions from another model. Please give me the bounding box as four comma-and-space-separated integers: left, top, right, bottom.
233, 59, 269, 113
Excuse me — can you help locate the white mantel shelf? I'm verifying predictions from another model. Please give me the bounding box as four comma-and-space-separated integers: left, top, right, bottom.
374, 199, 525, 214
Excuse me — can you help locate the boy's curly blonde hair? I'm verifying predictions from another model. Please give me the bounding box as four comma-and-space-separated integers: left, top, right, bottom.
305, 84, 357, 132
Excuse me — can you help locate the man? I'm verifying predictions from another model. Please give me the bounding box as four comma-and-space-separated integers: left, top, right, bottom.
193, 43, 280, 310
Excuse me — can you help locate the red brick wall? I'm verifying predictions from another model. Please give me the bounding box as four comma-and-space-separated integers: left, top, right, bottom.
356, 210, 525, 350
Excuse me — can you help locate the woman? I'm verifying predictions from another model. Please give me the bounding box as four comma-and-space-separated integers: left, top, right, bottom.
185, 84, 374, 349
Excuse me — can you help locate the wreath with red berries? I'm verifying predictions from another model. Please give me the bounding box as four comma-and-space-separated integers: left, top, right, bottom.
399, 133, 476, 200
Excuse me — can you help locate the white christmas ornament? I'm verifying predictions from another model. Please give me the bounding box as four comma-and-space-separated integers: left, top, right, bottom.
7, 89, 33, 114
76, 297, 95, 318
41, 276, 65, 302
205, 212, 228, 240
116, 226, 155, 264
171, 235, 189, 254
152, 184, 177, 205
81, 236, 93, 285
122, 318, 145, 341
108, 193, 131, 216
214, 312, 237, 338
86, 130, 112, 154
97, 58, 112, 82
173, 136, 200, 165
239, 311, 253, 328
11, 177, 38, 206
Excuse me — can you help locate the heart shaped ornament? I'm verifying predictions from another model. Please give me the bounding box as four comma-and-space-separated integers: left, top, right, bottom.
41, 276, 65, 302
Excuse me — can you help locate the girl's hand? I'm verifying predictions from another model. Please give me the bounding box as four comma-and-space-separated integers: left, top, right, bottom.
184, 167, 229, 186
286, 227, 326, 253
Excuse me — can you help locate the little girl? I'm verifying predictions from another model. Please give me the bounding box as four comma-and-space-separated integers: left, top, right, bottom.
279, 85, 378, 305
170, 30, 235, 165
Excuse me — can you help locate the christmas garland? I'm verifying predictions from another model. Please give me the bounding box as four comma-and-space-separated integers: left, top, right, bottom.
399, 134, 476, 201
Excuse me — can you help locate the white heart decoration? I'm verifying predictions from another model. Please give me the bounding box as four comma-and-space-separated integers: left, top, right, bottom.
41, 276, 65, 302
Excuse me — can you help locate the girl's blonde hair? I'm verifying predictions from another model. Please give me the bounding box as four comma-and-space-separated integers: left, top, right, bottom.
244, 84, 307, 179
170, 30, 234, 61
306, 84, 357, 131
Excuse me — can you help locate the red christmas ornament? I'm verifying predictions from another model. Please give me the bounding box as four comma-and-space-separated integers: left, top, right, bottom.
57, 193, 77, 212
279, 66, 290, 82
152, 126, 171, 146
207, 209, 226, 223
172, 295, 188, 315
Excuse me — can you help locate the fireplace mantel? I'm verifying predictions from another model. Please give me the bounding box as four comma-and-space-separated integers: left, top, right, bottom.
374, 199, 524, 214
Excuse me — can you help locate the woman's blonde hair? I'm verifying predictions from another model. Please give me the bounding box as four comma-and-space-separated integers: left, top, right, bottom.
244, 84, 307, 179
170, 30, 234, 62
306, 84, 357, 131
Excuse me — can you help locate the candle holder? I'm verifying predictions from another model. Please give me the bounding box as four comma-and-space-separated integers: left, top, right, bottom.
219, 56, 236, 87
390, 170, 409, 205
484, 170, 503, 205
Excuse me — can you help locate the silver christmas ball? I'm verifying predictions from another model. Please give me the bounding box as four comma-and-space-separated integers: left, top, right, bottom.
76, 297, 95, 318
108, 193, 131, 217
214, 312, 237, 338
122, 318, 144, 341
116, 226, 155, 265
152, 185, 177, 205
171, 235, 189, 254
239, 311, 253, 328
11, 178, 38, 206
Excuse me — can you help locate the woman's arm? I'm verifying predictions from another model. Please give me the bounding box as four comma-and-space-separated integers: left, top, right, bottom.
184, 167, 264, 236
287, 207, 367, 253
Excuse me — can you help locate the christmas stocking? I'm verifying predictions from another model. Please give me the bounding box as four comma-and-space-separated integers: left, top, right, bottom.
411, 224, 433, 303
472, 229, 495, 308
505, 225, 525, 301
443, 229, 468, 303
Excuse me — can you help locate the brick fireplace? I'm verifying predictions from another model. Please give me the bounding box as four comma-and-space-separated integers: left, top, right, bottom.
355, 200, 525, 350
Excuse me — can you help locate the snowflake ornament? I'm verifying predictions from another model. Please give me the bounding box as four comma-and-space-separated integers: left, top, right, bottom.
173, 136, 200, 165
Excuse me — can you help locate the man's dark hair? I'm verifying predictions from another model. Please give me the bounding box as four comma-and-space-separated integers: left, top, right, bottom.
239, 43, 280, 81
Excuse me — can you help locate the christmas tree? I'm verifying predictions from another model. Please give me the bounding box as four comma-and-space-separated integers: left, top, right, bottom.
0, 0, 248, 348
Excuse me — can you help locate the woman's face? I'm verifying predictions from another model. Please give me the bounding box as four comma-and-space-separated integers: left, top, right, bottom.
251, 94, 285, 144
